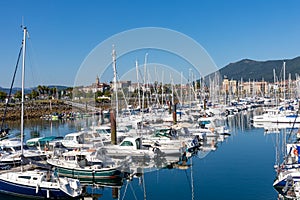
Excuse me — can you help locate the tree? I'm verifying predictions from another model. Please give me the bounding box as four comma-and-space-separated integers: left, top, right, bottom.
14, 90, 22, 101
64, 87, 73, 99
29, 89, 39, 100
95, 91, 103, 98
103, 90, 111, 97
86, 90, 94, 98
44, 86, 49, 95
0, 91, 7, 102
37, 85, 44, 95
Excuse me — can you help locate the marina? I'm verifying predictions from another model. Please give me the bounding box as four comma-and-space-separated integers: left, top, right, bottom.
0, 108, 289, 200
1, 2, 300, 199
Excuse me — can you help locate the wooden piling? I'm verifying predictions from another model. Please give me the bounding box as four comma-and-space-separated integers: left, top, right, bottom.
173, 103, 177, 124
110, 109, 117, 145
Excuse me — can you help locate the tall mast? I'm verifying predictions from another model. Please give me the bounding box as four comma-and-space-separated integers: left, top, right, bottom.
142, 53, 148, 112
171, 74, 174, 106
135, 60, 141, 110
283, 61, 286, 100
189, 69, 192, 108
112, 45, 118, 117
273, 68, 277, 106
21, 26, 27, 157
161, 70, 164, 107
180, 72, 183, 106
142, 54, 148, 127
155, 66, 158, 107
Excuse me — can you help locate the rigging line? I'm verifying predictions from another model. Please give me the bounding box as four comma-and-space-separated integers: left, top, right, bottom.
287, 102, 300, 142
184, 168, 192, 191
142, 173, 146, 200
121, 180, 129, 200
26, 37, 40, 87
1, 45, 23, 131
191, 157, 194, 200
129, 182, 138, 200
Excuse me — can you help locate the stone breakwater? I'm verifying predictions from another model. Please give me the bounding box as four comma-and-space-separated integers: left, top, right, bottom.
0, 100, 73, 121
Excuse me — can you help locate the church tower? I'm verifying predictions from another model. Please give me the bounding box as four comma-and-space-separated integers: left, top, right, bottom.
96, 75, 100, 86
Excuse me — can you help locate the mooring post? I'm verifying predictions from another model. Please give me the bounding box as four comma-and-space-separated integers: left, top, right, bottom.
110, 109, 117, 145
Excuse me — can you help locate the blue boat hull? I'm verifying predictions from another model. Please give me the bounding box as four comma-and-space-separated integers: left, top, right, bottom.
0, 179, 72, 199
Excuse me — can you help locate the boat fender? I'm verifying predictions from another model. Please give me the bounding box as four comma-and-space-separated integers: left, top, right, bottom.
36, 184, 39, 193
294, 149, 299, 156
47, 189, 50, 198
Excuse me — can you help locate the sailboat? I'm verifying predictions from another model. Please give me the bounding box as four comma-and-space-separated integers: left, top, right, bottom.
0, 26, 82, 199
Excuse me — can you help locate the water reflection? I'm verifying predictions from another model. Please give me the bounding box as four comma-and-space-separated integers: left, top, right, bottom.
3, 114, 234, 200
226, 110, 253, 132
252, 120, 300, 200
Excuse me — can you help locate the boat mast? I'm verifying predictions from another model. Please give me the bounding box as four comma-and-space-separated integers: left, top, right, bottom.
135, 60, 141, 110
161, 70, 164, 107
273, 68, 277, 106
283, 61, 286, 100
143, 53, 148, 112
141, 53, 148, 129
180, 72, 183, 107
112, 45, 118, 117
171, 75, 174, 106
21, 26, 27, 157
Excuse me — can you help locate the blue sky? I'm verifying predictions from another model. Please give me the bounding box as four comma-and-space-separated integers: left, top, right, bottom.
0, 0, 300, 88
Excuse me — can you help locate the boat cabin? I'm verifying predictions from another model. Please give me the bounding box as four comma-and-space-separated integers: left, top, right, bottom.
62, 131, 87, 149
119, 137, 145, 150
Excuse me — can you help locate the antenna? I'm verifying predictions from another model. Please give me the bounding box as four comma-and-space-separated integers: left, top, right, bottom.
21, 17, 30, 39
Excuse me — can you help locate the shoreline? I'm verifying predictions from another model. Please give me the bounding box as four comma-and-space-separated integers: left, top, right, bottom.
0, 100, 74, 121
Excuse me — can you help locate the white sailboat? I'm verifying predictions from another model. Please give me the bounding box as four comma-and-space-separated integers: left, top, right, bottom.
0, 26, 82, 199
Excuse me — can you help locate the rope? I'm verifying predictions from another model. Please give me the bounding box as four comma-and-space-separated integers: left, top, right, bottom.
1, 46, 23, 132
191, 158, 194, 200
184, 168, 192, 190
287, 103, 300, 142
121, 181, 129, 200
143, 174, 146, 200
129, 182, 138, 200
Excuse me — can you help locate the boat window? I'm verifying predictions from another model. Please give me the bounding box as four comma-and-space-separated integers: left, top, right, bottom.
18, 176, 31, 179
2, 147, 13, 153
96, 129, 103, 134
120, 141, 134, 146
14, 146, 21, 151
64, 136, 74, 141
96, 128, 111, 134
77, 136, 84, 144
65, 156, 76, 160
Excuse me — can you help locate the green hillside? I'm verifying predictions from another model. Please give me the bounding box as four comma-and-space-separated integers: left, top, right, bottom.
216, 56, 300, 82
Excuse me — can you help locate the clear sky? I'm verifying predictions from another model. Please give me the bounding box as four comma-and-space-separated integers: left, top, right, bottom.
0, 0, 299, 88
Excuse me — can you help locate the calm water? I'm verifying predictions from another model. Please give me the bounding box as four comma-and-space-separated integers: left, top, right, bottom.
2, 111, 280, 200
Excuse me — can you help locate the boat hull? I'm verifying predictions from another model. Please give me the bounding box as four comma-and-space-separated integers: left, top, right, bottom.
273, 171, 300, 195
50, 164, 123, 184
0, 179, 72, 199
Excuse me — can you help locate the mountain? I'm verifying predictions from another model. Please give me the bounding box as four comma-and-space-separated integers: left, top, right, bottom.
0, 85, 69, 94
214, 56, 300, 82
0, 87, 31, 94
47, 85, 69, 90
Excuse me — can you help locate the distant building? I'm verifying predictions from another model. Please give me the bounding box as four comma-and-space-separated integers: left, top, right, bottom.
222, 76, 237, 94
222, 76, 269, 96
111, 80, 132, 91
241, 81, 268, 96
81, 76, 110, 93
